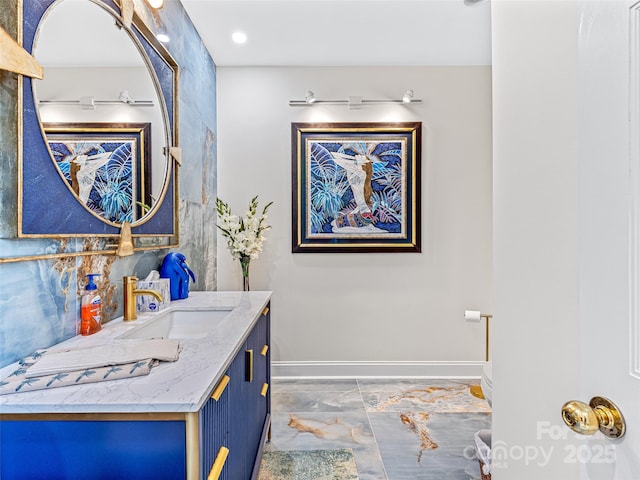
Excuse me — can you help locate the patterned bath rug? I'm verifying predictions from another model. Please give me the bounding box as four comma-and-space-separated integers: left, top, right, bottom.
258, 449, 359, 480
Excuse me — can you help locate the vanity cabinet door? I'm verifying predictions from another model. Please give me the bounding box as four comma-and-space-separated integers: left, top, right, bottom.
200, 373, 231, 480
226, 302, 271, 480
226, 343, 252, 479
0, 419, 187, 479
249, 308, 270, 468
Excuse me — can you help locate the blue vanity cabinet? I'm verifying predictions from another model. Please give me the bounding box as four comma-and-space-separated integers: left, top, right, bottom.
1, 373, 236, 480
0, 302, 271, 480
226, 304, 271, 480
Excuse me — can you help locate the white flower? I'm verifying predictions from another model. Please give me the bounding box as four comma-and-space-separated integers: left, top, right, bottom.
215, 196, 273, 261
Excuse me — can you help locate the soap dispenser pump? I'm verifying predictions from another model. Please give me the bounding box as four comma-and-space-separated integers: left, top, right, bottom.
80, 274, 102, 335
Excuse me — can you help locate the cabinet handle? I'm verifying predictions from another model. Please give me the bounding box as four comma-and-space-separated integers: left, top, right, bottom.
211, 375, 230, 402
261, 383, 269, 397
207, 446, 229, 480
245, 349, 253, 382
262, 307, 269, 316
260, 344, 269, 356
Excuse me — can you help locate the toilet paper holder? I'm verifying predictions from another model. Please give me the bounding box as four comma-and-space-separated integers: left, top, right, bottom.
464, 310, 492, 362
465, 310, 492, 401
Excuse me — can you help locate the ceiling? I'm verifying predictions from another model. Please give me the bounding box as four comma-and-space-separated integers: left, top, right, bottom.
36, 0, 145, 67
180, 0, 492, 67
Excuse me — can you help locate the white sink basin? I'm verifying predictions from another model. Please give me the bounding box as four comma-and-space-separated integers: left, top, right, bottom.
119, 309, 232, 340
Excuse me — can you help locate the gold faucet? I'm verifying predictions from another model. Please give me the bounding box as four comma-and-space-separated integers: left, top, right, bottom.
123, 275, 163, 321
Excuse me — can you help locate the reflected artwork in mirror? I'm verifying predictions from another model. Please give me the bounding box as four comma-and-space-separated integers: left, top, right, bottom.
44, 122, 152, 224
20, 0, 178, 237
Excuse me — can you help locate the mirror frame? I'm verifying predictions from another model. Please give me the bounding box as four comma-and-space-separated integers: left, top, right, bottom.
19, 0, 178, 239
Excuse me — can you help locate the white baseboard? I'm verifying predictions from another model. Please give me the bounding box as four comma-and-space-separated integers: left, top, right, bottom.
271, 360, 484, 379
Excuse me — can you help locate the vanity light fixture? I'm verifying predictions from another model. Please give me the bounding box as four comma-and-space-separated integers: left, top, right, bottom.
305, 90, 316, 104
118, 90, 134, 104
402, 89, 414, 103
79, 96, 95, 110
39, 95, 154, 108
289, 90, 422, 107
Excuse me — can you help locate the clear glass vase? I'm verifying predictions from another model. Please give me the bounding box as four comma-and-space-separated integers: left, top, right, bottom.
239, 255, 250, 291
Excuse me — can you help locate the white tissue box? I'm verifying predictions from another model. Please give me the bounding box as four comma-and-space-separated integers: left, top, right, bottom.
136, 279, 171, 313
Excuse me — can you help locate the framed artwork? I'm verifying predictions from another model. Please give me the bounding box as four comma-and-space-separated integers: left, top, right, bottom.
44, 123, 152, 224
292, 122, 422, 253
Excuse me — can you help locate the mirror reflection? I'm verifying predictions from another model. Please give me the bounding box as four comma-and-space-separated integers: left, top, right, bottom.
33, 0, 169, 225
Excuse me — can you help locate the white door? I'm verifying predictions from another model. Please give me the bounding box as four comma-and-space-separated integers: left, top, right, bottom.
492, 1, 640, 478
578, 0, 640, 478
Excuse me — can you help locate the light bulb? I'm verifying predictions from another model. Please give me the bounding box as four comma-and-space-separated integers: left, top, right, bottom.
147, 0, 164, 8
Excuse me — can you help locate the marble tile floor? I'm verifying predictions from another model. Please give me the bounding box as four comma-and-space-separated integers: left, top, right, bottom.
264, 378, 491, 480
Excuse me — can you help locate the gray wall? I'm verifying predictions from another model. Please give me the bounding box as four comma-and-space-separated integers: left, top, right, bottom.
216, 66, 493, 376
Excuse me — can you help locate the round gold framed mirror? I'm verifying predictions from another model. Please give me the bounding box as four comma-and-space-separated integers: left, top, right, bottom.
20, 0, 177, 237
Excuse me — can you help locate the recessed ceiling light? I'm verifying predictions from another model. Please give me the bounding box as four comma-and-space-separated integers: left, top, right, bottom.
232, 32, 248, 44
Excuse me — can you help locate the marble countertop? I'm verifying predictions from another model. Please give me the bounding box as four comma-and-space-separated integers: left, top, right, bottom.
0, 291, 271, 414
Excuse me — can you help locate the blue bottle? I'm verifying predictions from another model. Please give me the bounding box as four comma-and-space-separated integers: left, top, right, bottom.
160, 252, 196, 300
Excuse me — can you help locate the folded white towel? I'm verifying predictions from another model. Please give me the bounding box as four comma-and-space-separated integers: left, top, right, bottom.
24, 339, 180, 378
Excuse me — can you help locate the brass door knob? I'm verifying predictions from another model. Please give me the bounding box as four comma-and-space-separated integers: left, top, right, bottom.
561, 396, 626, 439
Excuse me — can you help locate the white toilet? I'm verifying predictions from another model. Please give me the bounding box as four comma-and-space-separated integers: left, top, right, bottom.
480, 361, 493, 407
